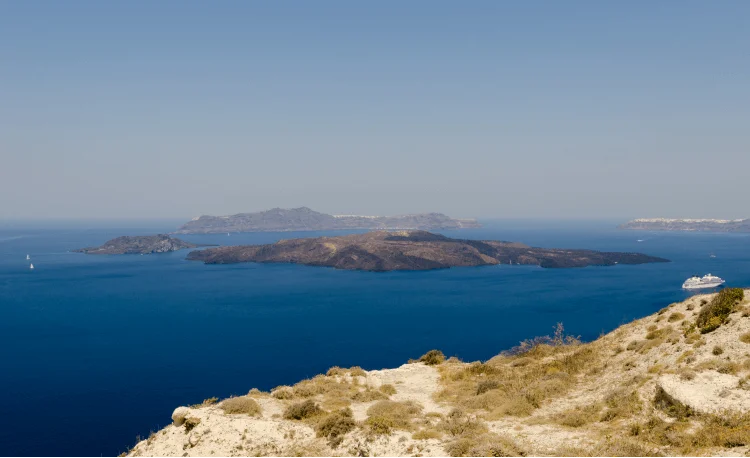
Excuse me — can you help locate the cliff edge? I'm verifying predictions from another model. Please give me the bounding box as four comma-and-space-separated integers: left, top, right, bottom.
128, 289, 750, 457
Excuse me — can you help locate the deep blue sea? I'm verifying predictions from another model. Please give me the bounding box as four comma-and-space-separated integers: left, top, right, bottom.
1, 220, 749, 456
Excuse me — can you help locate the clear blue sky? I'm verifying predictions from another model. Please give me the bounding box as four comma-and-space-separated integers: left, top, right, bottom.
2, 1, 748, 220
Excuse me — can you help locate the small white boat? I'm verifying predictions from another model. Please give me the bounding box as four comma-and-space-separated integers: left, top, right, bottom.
710, 254, 717, 258
26, 254, 30, 260
636, 239, 644, 242
29, 263, 34, 270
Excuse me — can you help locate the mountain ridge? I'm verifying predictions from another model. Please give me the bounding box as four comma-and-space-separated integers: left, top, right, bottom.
174, 207, 480, 234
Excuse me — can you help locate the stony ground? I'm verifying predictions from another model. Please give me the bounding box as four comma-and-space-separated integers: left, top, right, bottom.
129, 289, 750, 457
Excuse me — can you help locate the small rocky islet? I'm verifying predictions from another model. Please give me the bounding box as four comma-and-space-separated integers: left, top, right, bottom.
72, 234, 205, 255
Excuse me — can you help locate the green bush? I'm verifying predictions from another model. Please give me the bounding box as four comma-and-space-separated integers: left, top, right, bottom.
696, 288, 744, 333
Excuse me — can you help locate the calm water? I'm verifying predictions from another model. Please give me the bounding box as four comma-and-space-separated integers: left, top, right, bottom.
1, 220, 749, 456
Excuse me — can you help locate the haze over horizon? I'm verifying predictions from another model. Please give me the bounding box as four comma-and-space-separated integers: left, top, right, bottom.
2, 1, 748, 221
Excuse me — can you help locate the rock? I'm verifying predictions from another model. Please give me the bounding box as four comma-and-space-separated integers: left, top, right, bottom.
658, 371, 750, 415
172, 407, 190, 426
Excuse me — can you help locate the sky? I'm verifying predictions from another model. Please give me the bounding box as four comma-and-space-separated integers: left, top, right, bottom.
1, 1, 748, 221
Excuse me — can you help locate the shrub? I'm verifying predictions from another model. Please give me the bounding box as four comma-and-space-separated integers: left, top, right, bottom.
418, 350, 446, 366
365, 400, 422, 432
348, 366, 367, 377
271, 386, 294, 399
556, 404, 600, 427
283, 400, 322, 420
697, 288, 744, 333
365, 415, 396, 435
413, 428, 442, 440
352, 389, 388, 402
445, 432, 525, 457
379, 384, 397, 396
713, 345, 724, 355
476, 380, 500, 396
326, 366, 345, 377
220, 396, 261, 416
668, 312, 685, 322
740, 333, 750, 344
315, 408, 355, 447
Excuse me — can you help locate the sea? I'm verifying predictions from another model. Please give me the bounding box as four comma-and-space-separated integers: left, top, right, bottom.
1, 219, 749, 456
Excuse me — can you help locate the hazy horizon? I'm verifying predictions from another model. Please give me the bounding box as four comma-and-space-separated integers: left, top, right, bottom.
2, 1, 748, 220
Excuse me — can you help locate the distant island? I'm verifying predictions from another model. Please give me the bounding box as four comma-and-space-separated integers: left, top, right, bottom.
619, 218, 750, 232
174, 207, 480, 234
186, 230, 669, 271
73, 234, 203, 255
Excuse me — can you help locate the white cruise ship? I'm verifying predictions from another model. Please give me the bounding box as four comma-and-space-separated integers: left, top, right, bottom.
682, 274, 725, 290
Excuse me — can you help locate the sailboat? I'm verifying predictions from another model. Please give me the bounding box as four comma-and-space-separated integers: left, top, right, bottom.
29, 263, 34, 270
26, 254, 30, 260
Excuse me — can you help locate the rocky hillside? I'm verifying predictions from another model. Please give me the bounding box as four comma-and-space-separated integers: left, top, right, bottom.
619, 218, 750, 232
186, 230, 669, 271
73, 235, 201, 255
128, 288, 750, 457
174, 207, 480, 234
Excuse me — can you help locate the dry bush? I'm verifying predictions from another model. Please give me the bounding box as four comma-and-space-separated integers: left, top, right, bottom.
668, 312, 685, 323
555, 438, 659, 457
416, 350, 446, 366
365, 400, 422, 433
352, 388, 388, 402
348, 366, 367, 377
379, 384, 397, 396
444, 432, 525, 457
412, 428, 443, 440
740, 333, 750, 344
271, 386, 294, 399
476, 380, 500, 395
220, 396, 261, 416
326, 366, 345, 377
555, 403, 601, 427
315, 408, 355, 447
713, 345, 724, 355
284, 400, 323, 420
678, 367, 696, 381
600, 388, 641, 421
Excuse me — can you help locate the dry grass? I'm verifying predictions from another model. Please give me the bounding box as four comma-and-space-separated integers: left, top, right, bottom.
553, 438, 659, 457
740, 333, 750, 344
220, 396, 262, 416
436, 324, 598, 422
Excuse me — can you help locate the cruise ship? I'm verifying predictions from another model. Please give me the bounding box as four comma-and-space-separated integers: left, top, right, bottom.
682, 274, 725, 290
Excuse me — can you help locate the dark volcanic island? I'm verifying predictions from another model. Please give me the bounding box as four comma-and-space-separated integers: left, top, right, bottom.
187, 230, 669, 271
73, 234, 203, 255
